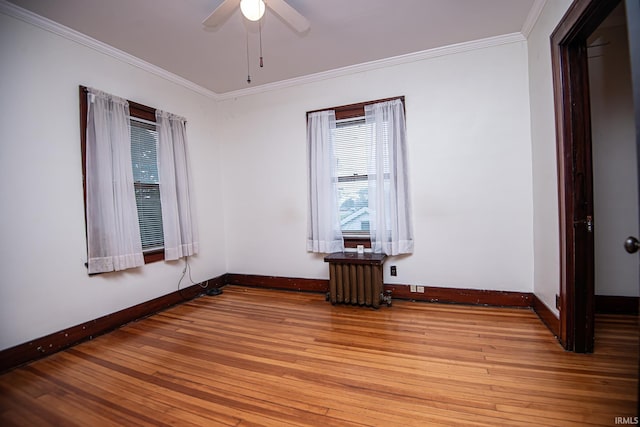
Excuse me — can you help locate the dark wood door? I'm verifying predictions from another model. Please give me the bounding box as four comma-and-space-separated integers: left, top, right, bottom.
551, 0, 626, 353
623, 0, 640, 414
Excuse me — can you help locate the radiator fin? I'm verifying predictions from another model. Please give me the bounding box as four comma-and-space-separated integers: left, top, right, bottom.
329, 263, 383, 308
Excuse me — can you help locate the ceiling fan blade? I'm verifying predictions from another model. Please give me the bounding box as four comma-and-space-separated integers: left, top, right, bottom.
202, 0, 241, 27
266, 0, 310, 33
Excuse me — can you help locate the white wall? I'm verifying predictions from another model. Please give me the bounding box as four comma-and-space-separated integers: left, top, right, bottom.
527, 0, 573, 316
0, 12, 225, 351
219, 40, 535, 292
589, 24, 639, 297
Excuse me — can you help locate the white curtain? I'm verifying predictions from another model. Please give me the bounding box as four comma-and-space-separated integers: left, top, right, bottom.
366, 99, 414, 255
85, 88, 144, 273
156, 111, 199, 260
307, 110, 344, 253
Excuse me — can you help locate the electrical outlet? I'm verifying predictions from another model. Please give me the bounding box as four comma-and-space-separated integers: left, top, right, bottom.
416, 286, 425, 293
390, 265, 397, 276
410, 285, 417, 292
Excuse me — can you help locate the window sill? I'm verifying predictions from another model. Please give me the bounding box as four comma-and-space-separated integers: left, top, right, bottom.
143, 249, 164, 264
343, 236, 371, 249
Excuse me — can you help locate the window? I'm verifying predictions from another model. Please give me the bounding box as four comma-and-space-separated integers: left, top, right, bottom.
130, 117, 164, 252
334, 117, 371, 235
308, 96, 404, 248
80, 87, 164, 264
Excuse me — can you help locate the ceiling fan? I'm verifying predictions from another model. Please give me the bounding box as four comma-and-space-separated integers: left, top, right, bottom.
202, 0, 310, 33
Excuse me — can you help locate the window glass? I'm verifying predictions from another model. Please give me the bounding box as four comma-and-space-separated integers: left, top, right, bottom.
130, 118, 164, 251
334, 118, 371, 234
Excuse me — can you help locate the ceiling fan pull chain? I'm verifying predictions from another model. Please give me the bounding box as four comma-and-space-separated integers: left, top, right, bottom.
259, 19, 264, 68
246, 28, 251, 84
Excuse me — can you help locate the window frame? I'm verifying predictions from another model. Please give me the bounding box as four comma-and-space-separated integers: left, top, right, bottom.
306, 96, 405, 248
79, 86, 164, 264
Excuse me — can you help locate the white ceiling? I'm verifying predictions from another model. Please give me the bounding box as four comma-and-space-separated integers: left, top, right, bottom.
6, 0, 540, 96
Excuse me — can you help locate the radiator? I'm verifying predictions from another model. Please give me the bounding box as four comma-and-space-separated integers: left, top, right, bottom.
324, 252, 391, 308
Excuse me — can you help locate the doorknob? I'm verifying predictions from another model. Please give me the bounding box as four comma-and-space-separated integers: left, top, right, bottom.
624, 236, 640, 253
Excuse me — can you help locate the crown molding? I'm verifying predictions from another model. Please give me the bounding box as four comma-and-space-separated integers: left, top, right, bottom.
0, 0, 219, 100
217, 32, 527, 100
521, 0, 547, 38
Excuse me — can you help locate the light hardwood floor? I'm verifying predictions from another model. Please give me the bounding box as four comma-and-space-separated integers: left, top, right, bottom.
0, 286, 637, 426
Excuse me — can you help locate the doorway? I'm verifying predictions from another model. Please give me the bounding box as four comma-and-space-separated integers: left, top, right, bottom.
588, 4, 638, 317
551, 0, 640, 353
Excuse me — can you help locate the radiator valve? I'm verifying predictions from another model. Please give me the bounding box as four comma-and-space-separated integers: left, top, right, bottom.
381, 290, 392, 307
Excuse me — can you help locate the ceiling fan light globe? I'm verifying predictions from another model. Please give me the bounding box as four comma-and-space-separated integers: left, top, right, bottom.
240, 0, 266, 21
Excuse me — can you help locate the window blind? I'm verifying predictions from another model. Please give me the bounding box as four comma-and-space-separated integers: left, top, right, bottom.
334, 118, 370, 233
130, 117, 164, 251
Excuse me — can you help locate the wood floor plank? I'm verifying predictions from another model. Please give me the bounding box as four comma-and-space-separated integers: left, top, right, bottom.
37, 355, 227, 427
0, 285, 637, 426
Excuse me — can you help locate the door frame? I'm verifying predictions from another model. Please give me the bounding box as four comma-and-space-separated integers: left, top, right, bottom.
551, 0, 621, 352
